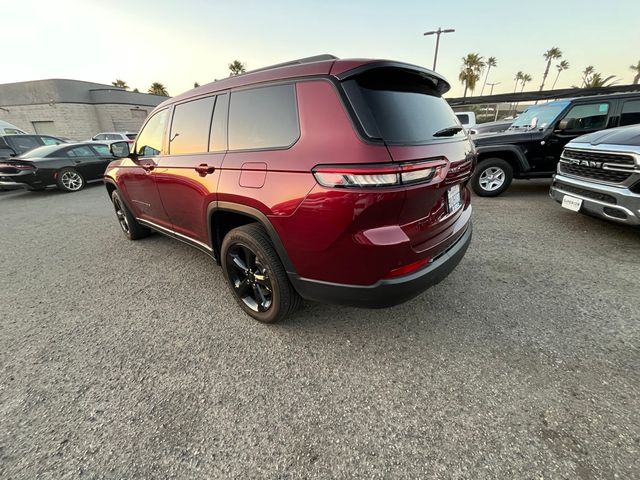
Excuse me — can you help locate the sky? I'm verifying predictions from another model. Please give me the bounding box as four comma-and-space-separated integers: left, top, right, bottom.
3, 0, 639, 98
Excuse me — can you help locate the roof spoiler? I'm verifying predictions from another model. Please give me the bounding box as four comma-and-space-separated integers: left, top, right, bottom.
334, 61, 451, 95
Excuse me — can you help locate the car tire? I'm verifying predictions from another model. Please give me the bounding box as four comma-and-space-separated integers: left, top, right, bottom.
56, 168, 85, 192
111, 190, 150, 240
221, 223, 301, 323
471, 158, 514, 197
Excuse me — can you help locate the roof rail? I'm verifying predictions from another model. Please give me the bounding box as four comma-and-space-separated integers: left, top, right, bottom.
246, 54, 338, 75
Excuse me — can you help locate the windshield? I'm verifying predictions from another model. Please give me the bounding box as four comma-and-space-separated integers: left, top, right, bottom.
343, 68, 463, 144
18, 145, 63, 159
509, 102, 569, 130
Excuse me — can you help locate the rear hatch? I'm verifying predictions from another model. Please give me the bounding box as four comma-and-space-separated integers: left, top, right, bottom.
338, 65, 474, 251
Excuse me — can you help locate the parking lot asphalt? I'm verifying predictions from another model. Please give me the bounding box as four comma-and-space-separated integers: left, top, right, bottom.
1, 180, 639, 479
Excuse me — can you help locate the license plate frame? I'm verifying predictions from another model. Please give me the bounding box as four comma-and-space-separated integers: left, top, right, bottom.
447, 184, 462, 213
561, 195, 582, 212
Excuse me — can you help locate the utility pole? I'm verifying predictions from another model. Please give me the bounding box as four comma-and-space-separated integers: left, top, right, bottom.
423, 27, 455, 71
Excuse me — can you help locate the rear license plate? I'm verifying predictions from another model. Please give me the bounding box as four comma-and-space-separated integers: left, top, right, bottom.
561, 195, 582, 212
447, 184, 462, 212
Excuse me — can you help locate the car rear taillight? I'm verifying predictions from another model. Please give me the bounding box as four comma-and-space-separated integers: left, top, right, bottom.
15, 164, 35, 170
384, 257, 432, 279
313, 159, 446, 188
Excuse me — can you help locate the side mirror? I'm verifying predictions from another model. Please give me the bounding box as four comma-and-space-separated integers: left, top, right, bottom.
110, 141, 131, 158
556, 119, 570, 131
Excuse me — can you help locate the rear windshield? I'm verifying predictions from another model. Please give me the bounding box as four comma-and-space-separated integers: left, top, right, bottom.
7, 136, 41, 152
342, 68, 463, 144
19, 145, 62, 159
126, 133, 137, 140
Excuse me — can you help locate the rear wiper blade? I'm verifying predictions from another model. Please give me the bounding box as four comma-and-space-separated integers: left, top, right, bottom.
433, 126, 463, 137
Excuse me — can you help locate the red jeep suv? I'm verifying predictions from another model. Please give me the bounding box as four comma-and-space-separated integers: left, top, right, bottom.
104, 55, 474, 323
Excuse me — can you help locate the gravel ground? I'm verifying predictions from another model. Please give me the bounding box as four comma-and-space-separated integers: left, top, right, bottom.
1, 180, 638, 479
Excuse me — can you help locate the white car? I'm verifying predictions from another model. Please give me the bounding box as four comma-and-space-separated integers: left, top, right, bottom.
455, 111, 476, 130
90, 132, 137, 144
0, 120, 27, 135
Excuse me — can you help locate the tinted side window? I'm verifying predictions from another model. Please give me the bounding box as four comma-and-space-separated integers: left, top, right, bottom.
620, 100, 640, 127
456, 114, 470, 124
91, 144, 111, 156
67, 146, 95, 157
136, 109, 168, 156
169, 96, 215, 155
94, 134, 106, 140
228, 85, 299, 150
210, 93, 229, 152
41, 136, 61, 145
562, 103, 609, 131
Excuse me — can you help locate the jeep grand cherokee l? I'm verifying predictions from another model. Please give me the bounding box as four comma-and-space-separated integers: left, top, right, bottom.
104, 55, 475, 323
471, 93, 640, 196
550, 124, 640, 224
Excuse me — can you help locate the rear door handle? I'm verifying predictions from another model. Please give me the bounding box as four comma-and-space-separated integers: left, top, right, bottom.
142, 164, 155, 172
195, 163, 215, 176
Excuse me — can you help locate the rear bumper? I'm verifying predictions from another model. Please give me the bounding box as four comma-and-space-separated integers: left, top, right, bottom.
550, 174, 640, 225
290, 222, 472, 308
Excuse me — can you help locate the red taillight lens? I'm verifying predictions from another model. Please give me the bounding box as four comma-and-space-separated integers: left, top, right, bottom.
313, 159, 445, 189
15, 164, 35, 171
385, 257, 432, 279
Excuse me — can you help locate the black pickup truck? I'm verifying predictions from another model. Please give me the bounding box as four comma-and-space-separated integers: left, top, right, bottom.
471, 92, 640, 196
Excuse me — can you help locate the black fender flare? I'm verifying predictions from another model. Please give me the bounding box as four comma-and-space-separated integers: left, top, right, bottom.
207, 201, 297, 275
475, 144, 530, 172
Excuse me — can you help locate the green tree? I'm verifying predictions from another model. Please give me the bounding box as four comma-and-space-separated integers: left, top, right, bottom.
194, 82, 200, 88
148, 82, 169, 96
132, 88, 139, 93
520, 73, 532, 92
513, 71, 524, 92
459, 53, 485, 97
112, 79, 129, 89
228, 60, 246, 76
539, 47, 562, 91
583, 73, 617, 88
630, 61, 640, 84
581, 66, 595, 87
551, 60, 570, 89
480, 56, 497, 96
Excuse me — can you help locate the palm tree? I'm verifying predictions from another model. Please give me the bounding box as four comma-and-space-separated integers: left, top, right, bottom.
133, 88, 139, 93
520, 73, 532, 92
539, 47, 562, 91
194, 82, 200, 88
551, 60, 570, 89
228, 60, 246, 76
480, 57, 497, 96
148, 82, 169, 96
630, 61, 640, 84
513, 71, 524, 92
112, 79, 129, 90
581, 66, 595, 87
459, 53, 485, 97
583, 73, 617, 88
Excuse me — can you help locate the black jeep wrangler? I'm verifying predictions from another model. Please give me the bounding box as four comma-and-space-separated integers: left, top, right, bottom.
471, 92, 640, 196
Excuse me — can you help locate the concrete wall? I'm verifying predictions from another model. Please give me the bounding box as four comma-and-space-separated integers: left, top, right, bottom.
0, 103, 152, 140
0, 79, 168, 140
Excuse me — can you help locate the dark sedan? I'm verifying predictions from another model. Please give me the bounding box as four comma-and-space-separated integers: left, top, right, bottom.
0, 143, 115, 192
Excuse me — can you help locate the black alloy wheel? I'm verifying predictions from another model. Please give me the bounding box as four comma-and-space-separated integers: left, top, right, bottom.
225, 243, 273, 313
221, 224, 301, 323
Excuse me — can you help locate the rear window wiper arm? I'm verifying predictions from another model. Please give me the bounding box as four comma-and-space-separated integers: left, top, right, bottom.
433, 126, 463, 137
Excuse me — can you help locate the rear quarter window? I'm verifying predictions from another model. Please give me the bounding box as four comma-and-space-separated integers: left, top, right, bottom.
228, 84, 299, 150
342, 68, 463, 144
